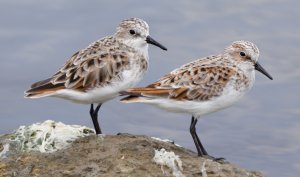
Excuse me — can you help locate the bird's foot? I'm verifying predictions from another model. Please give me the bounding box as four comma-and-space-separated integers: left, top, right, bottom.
201, 154, 227, 163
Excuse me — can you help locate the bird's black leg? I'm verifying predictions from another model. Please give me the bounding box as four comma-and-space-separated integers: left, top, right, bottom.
191, 116, 209, 155
190, 116, 204, 156
190, 116, 225, 161
89, 103, 102, 134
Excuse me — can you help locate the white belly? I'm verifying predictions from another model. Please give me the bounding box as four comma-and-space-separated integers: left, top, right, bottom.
140, 84, 249, 117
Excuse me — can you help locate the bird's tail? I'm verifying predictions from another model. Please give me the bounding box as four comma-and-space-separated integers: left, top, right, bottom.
24, 78, 64, 98
120, 87, 170, 103
119, 90, 144, 103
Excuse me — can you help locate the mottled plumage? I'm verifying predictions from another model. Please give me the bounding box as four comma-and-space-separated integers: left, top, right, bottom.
26, 37, 147, 100
141, 55, 248, 101
25, 18, 167, 134
121, 41, 273, 159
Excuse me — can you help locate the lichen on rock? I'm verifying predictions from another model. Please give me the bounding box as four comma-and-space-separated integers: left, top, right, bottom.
2, 120, 94, 155
153, 148, 184, 177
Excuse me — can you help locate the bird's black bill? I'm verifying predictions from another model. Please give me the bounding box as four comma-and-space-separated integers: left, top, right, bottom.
146, 36, 167, 51
255, 62, 273, 80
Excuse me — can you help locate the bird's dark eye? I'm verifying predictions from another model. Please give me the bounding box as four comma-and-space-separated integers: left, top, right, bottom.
240, 52, 246, 57
129, 30, 136, 35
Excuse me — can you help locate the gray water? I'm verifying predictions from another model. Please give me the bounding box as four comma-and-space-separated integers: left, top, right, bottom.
0, 1, 299, 176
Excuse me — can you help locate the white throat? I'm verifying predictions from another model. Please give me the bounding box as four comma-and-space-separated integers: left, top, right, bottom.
238, 61, 254, 73
123, 39, 149, 59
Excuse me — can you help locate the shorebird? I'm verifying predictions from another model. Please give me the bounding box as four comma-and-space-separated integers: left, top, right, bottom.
121, 41, 273, 159
25, 18, 167, 134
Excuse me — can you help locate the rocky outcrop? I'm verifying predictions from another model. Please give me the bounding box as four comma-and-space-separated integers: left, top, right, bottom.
0, 121, 265, 177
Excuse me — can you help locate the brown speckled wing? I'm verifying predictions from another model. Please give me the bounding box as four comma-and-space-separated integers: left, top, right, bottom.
26, 37, 134, 97
128, 57, 238, 101
50, 39, 133, 92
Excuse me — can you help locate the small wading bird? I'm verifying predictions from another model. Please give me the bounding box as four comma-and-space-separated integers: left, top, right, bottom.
25, 18, 167, 134
121, 41, 273, 160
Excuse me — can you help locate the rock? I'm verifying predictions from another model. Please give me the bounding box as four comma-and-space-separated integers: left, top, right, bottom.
0, 121, 265, 177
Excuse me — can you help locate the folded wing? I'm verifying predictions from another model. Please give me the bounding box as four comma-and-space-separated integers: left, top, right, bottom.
121, 60, 237, 102
25, 39, 131, 98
